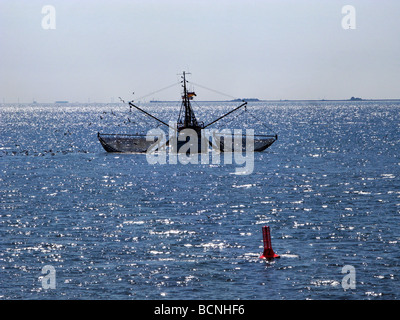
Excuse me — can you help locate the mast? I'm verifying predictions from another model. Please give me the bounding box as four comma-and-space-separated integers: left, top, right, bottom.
178, 71, 199, 130
180, 72, 248, 130
183, 71, 190, 127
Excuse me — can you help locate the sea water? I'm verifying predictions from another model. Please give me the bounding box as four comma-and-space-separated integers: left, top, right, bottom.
0, 101, 399, 299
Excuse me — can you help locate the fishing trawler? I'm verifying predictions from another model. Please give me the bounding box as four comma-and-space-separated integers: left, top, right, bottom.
98, 72, 277, 154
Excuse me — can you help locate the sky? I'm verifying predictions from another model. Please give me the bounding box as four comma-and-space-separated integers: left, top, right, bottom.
1, 0, 399, 103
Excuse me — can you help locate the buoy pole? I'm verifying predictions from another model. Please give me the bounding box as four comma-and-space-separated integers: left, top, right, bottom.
260, 226, 280, 259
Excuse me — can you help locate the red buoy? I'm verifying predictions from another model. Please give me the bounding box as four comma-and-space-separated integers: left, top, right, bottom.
260, 226, 280, 259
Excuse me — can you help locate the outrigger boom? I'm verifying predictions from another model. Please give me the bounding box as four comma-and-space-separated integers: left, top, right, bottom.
127, 101, 171, 129
203, 102, 247, 129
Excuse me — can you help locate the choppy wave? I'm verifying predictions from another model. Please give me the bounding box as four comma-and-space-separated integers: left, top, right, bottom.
0, 101, 399, 299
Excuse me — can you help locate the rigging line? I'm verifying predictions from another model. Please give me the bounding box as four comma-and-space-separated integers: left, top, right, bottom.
128, 102, 170, 127
191, 100, 203, 113
186, 81, 239, 101
129, 100, 178, 132
213, 109, 248, 129
134, 82, 181, 101
203, 102, 247, 129
128, 102, 179, 135
101, 105, 160, 134
98, 105, 140, 126
246, 110, 277, 135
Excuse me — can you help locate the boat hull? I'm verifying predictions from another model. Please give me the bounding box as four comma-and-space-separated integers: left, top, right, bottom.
98, 133, 155, 153
98, 132, 277, 153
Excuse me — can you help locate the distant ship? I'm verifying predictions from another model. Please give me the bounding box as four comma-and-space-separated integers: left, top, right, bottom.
231, 98, 260, 102
98, 72, 277, 154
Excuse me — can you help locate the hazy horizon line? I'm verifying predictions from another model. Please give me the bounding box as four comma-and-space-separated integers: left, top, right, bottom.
2, 98, 400, 105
